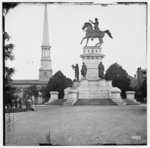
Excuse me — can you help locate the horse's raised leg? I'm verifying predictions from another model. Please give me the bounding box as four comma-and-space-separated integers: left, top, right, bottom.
95, 37, 103, 46
80, 37, 86, 44
95, 42, 100, 47
85, 38, 89, 47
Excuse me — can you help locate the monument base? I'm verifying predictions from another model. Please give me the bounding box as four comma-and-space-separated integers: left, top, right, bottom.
78, 79, 111, 99
64, 79, 125, 105
63, 46, 125, 105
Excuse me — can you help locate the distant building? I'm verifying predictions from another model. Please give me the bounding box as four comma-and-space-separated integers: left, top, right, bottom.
12, 80, 47, 89
128, 67, 147, 90
136, 67, 147, 86
11, 5, 52, 93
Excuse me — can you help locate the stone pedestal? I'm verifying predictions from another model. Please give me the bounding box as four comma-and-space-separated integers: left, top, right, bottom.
78, 79, 112, 99
63, 90, 78, 105
111, 88, 121, 99
64, 46, 126, 106
111, 88, 126, 105
126, 91, 136, 102
80, 46, 105, 81
68, 90, 78, 103
64, 87, 71, 99
49, 91, 59, 103
126, 91, 140, 105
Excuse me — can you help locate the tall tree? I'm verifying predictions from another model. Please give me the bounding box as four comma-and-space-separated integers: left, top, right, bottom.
44, 71, 72, 101
3, 3, 19, 107
140, 78, 147, 98
136, 78, 147, 102
105, 63, 132, 98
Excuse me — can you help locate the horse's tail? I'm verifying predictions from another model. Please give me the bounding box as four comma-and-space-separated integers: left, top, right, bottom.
105, 30, 113, 38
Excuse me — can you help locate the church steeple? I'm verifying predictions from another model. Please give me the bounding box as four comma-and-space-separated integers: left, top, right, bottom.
42, 4, 50, 46
39, 4, 52, 81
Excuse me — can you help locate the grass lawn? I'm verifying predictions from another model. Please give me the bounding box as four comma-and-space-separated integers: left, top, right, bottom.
5, 105, 147, 146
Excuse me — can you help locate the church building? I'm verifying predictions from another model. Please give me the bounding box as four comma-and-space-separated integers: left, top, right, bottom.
12, 5, 52, 91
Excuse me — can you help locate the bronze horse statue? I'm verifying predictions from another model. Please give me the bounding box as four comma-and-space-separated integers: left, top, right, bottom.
80, 22, 113, 46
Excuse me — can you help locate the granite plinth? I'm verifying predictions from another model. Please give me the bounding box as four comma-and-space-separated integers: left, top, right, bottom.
126, 91, 140, 104
49, 91, 59, 103
80, 46, 105, 81
64, 79, 125, 105
63, 45, 125, 105
78, 79, 112, 99
111, 87, 126, 105
63, 90, 78, 105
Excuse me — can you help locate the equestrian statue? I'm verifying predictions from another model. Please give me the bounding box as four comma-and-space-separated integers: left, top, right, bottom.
80, 18, 113, 47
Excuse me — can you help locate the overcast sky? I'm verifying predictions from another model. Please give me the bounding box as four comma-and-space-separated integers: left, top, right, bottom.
5, 2, 147, 80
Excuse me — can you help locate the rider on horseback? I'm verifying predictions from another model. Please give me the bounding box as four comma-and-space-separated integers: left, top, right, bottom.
89, 18, 100, 40
81, 19, 112, 46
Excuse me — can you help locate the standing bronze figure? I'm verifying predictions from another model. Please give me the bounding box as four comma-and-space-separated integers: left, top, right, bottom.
98, 62, 104, 79
81, 62, 87, 78
72, 64, 79, 81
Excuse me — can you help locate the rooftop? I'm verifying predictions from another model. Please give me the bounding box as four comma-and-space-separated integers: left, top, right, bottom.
12, 80, 48, 85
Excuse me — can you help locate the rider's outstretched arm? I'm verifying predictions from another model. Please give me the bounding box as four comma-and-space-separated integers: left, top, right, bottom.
89, 20, 94, 24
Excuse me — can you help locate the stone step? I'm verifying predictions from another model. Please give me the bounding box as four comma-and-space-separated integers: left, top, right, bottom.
79, 96, 110, 99
79, 93, 109, 95
110, 98, 126, 106
123, 99, 140, 105
79, 90, 109, 92
48, 99, 66, 105
63, 98, 77, 106
63, 100, 73, 106
74, 99, 117, 105
79, 91, 109, 94
79, 94, 110, 98
63, 102, 73, 106
116, 102, 127, 106
111, 98, 123, 102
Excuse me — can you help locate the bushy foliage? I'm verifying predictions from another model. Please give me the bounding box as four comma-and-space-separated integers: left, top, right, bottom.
140, 79, 147, 98
5, 85, 17, 108
4, 32, 16, 107
135, 78, 147, 102
40, 86, 46, 95
3, 2, 19, 14
44, 71, 72, 101
23, 85, 38, 98
105, 63, 132, 98
3, 3, 19, 108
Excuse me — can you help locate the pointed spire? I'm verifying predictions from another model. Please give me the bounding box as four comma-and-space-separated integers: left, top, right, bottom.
42, 4, 50, 46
